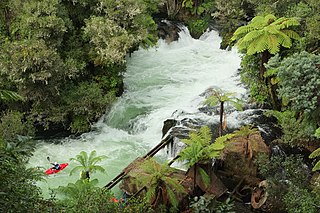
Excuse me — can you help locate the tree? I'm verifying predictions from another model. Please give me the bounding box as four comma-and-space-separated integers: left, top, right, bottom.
232, 125, 260, 160
130, 158, 186, 209
204, 88, 243, 136
231, 14, 300, 78
69, 150, 107, 180
276, 51, 320, 114
178, 126, 234, 191
0, 135, 45, 212
83, 0, 159, 66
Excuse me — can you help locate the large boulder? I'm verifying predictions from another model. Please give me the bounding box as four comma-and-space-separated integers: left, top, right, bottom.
221, 131, 270, 183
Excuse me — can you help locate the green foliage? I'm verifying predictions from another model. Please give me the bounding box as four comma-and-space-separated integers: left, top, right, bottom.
0, 39, 66, 99
179, 126, 234, 188
187, 17, 209, 39
231, 14, 300, 55
276, 51, 320, 113
205, 88, 243, 135
265, 110, 316, 147
205, 88, 243, 111
283, 187, 320, 213
83, 17, 136, 65
69, 150, 108, 180
246, 0, 301, 17
13, 0, 67, 47
0, 111, 35, 141
179, 126, 232, 167
55, 178, 99, 202
0, 0, 159, 136
62, 82, 116, 133
215, 197, 235, 213
315, 128, 320, 138
130, 158, 186, 209
0, 89, 24, 102
309, 145, 320, 172
182, 0, 215, 16
190, 196, 235, 213
55, 180, 121, 212
239, 54, 269, 105
84, 0, 158, 66
256, 154, 320, 213
0, 141, 45, 213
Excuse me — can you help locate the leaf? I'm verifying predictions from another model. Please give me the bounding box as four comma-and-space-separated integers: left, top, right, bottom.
312, 161, 320, 172
309, 147, 320, 158
0, 90, 24, 102
315, 128, 320, 139
198, 167, 210, 187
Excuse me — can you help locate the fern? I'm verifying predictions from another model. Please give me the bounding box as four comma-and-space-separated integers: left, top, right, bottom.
130, 158, 186, 208
69, 150, 107, 180
310, 147, 320, 171
231, 14, 300, 56
315, 128, 320, 138
0, 90, 24, 102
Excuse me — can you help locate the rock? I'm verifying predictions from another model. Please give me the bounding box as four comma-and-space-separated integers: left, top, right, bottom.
157, 20, 181, 44
186, 163, 227, 198
162, 119, 177, 137
221, 132, 270, 183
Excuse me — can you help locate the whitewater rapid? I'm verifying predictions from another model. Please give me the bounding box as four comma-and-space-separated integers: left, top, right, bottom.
29, 28, 246, 198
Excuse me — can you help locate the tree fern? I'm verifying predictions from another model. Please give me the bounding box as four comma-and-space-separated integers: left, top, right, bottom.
69, 150, 107, 180
179, 126, 235, 190
204, 88, 243, 136
130, 158, 186, 208
231, 14, 300, 56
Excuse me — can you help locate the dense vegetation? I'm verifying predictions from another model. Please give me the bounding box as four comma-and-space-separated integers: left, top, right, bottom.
1, 0, 319, 212
0, 0, 160, 136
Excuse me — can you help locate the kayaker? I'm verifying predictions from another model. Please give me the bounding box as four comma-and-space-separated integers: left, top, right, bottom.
51, 162, 61, 170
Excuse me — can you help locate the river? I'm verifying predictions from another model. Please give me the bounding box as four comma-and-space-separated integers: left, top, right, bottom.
29, 28, 246, 198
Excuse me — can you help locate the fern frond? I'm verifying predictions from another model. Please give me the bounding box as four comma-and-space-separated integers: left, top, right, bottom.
263, 14, 277, 24
267, 34, 280, 54
163, 176, 186, 194
204, 95, 219, 106
275, 31, 291, 48
232, 25, 256, 40
0, 90, 24, 102
198, 167, 210, 187
312, 161, 320, 172
69, 166, 85, 176
145, 184, 157, 203
315, 128, 320, 138
251, 15, 268, 24
281, 29, 300, 40
166, 186, 179, 208
247, 34, 268, 54
274, 17, 300, 29
309, 147, 320, 158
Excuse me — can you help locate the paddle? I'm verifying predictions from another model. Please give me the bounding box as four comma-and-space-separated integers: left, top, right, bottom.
47, 156, 51, 162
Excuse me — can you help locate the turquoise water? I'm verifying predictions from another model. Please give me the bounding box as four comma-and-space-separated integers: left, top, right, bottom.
29, 28, 245, 198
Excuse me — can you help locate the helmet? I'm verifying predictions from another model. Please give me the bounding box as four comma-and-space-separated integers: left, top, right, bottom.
54, 162, 58, 165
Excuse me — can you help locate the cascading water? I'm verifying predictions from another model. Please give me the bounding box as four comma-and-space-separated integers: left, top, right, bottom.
29, 28, 247, 198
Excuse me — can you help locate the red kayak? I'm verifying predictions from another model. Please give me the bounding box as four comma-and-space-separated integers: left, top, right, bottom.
45, 163, 69, 175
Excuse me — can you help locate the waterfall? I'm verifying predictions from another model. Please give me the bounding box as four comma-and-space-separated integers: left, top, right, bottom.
29, 28, 247, 198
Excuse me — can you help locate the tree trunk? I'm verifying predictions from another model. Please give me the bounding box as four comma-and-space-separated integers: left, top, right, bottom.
219, 102, 224, 136
261, 51, 281, 110
260, 51, 271, 80
193, 163, 197, 194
